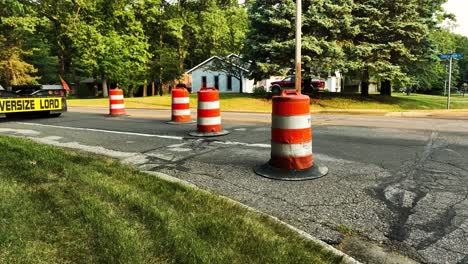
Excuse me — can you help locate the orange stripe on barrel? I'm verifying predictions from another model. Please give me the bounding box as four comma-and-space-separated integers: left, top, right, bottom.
269, 155, 313, 170
198, 108, 220, 118
272, 94, 310, 116
271, 128, 312, 144
172, 103, 190, 110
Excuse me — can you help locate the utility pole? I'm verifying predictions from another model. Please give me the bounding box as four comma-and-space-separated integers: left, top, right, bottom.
439, 53, 463, 110
295, 0, 301, 93
447, 55, 452, 110
444, 80, 447, 96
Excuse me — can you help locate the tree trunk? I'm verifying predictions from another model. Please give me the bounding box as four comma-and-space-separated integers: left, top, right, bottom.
361, 68, 369, 96
8, 60, 17, 86
102, 78, 108, 97
59, 53, 65, 78
143, 80, 147, 97
239, 77, 243, 93
380, 79, 391, 96
128, 85, 134, 97
151, 80, 155, 96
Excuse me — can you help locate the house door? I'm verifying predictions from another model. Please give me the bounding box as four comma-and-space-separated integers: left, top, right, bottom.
214, 76, 219, 90
202, 76, 207, 88
227, 75, 232, 91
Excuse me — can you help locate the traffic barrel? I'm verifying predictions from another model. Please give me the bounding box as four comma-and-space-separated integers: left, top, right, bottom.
189, 87, 229, 137
254, 89, 328, 180
167, 86, 195, 124
109, 88, 126, 116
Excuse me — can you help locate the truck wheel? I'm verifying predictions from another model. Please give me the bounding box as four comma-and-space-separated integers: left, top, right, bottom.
271, 85, 281, 94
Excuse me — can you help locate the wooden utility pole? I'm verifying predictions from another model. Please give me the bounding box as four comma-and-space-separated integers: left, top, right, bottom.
295, 0, 301, 93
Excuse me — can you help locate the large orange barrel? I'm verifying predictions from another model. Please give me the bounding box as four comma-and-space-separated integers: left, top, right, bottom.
189, 87, 229, 137
109, 89, 126, 116
170, 87, 193, 123
271, 90, 312, 169
254, 90, 327, 180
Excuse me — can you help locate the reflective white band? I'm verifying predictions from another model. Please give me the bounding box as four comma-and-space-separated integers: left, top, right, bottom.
272, 114, 311, 129
271, 142, 312, 157
198, 101, 219, 109
172, 109, 191, 116
110, 95, 124, 100
172, 97, 189, 104
198, 116, 221, 125
110, 104, 125, 109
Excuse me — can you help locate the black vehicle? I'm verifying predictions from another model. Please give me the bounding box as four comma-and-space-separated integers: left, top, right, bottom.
0, 84, 67, 118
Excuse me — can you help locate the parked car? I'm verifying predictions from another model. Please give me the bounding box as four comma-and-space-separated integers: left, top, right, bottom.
270, 76, 325, 93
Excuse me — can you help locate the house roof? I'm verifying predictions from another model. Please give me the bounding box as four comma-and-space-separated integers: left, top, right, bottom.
185, 55, 249, 74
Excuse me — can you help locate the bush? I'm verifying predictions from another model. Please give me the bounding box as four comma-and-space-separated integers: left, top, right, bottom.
252, 86, 268, 98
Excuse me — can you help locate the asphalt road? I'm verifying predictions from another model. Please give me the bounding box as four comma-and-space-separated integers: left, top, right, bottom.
0, 108, 467, 264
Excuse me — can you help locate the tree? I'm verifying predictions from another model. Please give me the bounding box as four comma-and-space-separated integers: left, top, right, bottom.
61, 0, 150, 96
244, 0, 353, 82
0, 1, 40, 86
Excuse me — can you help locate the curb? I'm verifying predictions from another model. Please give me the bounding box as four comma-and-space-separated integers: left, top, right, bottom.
144, 170, 362, 264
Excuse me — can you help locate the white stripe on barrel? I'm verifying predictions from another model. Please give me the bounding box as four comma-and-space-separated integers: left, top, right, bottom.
110, 104, 125, 109
172, 109, 191, 116
172, 97, 189, 104
271, 142, 312, 157
110, 94, 124, 100
272, 114, 311, 129
198, 101, 220, 110
198, 116, 221, 126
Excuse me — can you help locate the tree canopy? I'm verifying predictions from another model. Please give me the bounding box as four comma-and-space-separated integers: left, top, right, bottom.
0, 0, 466, 96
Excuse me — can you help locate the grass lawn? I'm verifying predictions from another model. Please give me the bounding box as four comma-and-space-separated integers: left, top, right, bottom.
0, 136, 343, 264
68, 92, 468, 112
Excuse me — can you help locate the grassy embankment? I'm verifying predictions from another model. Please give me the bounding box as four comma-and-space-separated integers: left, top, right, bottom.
0, 136, 343, 263
68, 93, 468, 112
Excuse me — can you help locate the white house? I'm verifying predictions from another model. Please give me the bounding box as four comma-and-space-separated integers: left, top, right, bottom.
186, 55, 255, 93
324, 71, 342, 92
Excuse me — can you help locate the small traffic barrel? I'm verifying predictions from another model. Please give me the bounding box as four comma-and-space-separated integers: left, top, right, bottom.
254, 89, 328, 180
109, 88, 126, 116
189, 87, 229, 137
167, 84, 195, 124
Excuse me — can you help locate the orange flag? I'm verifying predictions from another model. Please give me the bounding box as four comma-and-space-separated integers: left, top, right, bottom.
60, 77, 70, 93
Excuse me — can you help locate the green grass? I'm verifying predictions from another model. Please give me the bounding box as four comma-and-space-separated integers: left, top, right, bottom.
68, 92, 468, 112
0, 136, 343, 264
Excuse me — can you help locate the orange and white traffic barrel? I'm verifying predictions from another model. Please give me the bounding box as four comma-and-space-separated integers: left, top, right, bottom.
109, 88, 126, 116
167, 86, 195, 124
189, 87, 229, 137
254, 90, 327, 180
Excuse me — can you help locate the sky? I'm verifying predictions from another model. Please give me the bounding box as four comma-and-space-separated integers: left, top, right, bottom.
442, 0, 468, 37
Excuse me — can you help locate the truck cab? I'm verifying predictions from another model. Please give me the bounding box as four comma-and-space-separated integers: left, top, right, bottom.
270, 76, 325, 93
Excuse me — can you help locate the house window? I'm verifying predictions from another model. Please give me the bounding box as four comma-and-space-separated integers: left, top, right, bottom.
202, 76, 207, 88
227, 75, 232, 90
214, 76, 219, 90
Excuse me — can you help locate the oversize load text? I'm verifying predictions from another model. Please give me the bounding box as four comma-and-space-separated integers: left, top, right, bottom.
0, 98, 62, 113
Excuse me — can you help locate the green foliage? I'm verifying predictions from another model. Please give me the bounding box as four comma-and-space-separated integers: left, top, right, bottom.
0, 1, 42, 86
244, 0, 354, 80
0, 0, 465, 96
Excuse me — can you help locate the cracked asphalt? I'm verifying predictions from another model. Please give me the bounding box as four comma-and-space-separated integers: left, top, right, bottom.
0, 108, 467, 264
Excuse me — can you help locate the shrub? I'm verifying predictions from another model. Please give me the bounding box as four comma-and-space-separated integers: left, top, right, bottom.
252, 86, 268, 98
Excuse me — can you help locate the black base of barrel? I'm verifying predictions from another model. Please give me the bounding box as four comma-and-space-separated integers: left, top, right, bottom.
188, 130, 230, 137
254, 162, 328, 181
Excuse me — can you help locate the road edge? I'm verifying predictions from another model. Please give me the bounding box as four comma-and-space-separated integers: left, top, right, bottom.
145, 170, 362, 264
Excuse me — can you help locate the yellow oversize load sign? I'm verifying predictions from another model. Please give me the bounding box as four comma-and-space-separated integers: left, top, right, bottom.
0, 98, 62, 113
